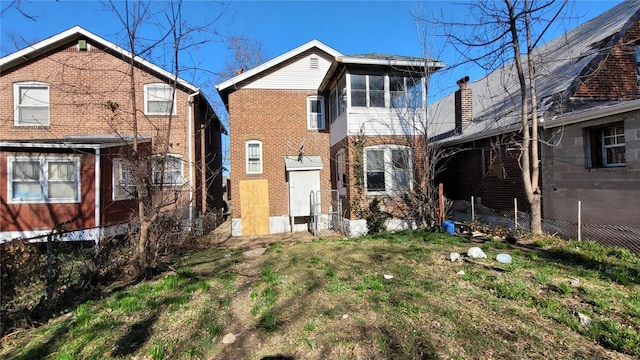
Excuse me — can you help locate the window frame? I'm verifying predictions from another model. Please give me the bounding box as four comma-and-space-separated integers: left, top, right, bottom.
14, 81, 50, 126
143, 83, 177, 116
7, 156, 80, 204
482, 146, 504, 178
245, 140, 263, 175
113, 158, 136, 200
307, 96, 325, 130
363, 145, 413, 195
336, 148, 347, 195
585, 122, 626, 168
152, 154, 185, 186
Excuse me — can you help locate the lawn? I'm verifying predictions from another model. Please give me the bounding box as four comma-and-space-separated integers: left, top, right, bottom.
1, 230, 639, 359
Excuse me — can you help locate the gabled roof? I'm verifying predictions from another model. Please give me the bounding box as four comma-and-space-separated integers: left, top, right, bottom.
431, 1, 640, 145
0, 26, 199, 92
216, 39, 342, 95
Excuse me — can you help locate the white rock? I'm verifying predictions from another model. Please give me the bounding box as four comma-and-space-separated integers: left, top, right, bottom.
384, 274, 393, 280
457, 270, 465, 276
496, 253, 512, 264
222, 333, 236, 344
342, 314, 349, 319
467, 247, 487, 259
571, 278, 580, 286
578, 312, 592, 327
450, 252, 461, 262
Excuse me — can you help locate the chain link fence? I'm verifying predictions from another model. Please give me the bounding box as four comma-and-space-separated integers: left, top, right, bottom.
450, 200, 640, 253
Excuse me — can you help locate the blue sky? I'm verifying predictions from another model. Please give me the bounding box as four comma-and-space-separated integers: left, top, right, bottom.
0, 0, 624, 111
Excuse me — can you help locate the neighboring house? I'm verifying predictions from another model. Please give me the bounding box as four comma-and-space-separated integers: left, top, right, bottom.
0, 26, 226, 242
432, 1, 640, 228
217, 40, 445, 237
0, 137, 151, 241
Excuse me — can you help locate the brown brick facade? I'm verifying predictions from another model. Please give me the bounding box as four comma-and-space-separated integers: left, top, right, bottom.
574, 20, 640, 99
228, 89, 331, 218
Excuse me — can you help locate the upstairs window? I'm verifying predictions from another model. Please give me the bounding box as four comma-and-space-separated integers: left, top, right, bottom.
8, 156, 80, 203
364, 145, 412, 194
152, 154, 185, 186
390, 76, 423, 109
14, 82, 50, 126
113, 158, 136, 200
307, 96, 325, 130
144, 83, 176, 115
246, 140, 263, 174
586, 123, 625, 168
351, 74, 386, 108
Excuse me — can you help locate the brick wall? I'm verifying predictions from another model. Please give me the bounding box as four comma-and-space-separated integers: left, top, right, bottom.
573, 20, 640, 99
228, 88, 331, 218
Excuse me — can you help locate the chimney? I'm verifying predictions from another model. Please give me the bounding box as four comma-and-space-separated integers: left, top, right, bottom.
454, 76, 472, 134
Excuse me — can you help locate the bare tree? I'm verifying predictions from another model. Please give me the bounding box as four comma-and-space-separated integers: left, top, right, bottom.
105, 0, 223, 279
416, 0, 569, 234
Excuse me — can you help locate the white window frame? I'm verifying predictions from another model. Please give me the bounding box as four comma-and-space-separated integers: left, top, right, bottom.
307, 96, 325, 130
143, 83, 177, 115
7, 156, 80, 204
113, 158, 136, 200
363, 145, 412, 195
152, 154, 185, 186
602, 123, 625, 167
14, 81, 50, 126
245, 140, 263, 174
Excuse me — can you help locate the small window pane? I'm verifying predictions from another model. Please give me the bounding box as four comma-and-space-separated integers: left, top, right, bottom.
49, 182, 76, 199
14, 161, 40, 180
13, 183, 42, 199
351, 75, 366, 107
366, 150, 384, 171
369, 75, 385, 107
367, 172, 385, 191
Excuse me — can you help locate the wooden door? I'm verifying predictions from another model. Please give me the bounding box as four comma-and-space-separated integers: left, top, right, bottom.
239, 179, 270, 235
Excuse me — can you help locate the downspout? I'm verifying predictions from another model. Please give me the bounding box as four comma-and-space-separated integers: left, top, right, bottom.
187, 91, 199, 228
94, 147, 101, 246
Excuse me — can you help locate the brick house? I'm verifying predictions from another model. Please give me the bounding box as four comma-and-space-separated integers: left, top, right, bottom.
217, 41, 445, 236
0, 26, 225, 242
432, 1, 640, 228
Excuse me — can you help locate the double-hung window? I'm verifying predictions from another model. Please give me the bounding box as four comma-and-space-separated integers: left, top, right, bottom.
9, 156, 80, 203
586, 123, 625, 168
14, 82, 50, 126
113, 158, 136, 200
364, 146, 412, 194
152, 154, 185, 186
307, 96, 325, 130
246, 140, 263, 174
390, 76, 423, 109
144, 83, 176, 115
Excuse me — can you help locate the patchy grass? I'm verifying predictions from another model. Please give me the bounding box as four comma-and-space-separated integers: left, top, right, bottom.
1, 233, 639, 359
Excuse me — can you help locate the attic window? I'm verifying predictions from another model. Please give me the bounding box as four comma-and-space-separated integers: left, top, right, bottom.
310, 57, 319, 69
78, 40, 88, 51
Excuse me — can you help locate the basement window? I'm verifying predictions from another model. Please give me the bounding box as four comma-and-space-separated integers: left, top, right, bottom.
585, 122, 625, 168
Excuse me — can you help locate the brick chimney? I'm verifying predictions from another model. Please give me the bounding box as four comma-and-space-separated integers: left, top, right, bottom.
454, 76, 472, 134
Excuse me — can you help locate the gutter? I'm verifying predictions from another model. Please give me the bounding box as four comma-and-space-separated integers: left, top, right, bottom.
543, 98, 640, 128
94, 147, 101, 245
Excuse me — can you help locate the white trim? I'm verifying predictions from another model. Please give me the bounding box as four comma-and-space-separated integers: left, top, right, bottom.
245, 140, 263, 174
307, 95, 325, 130
112, 158, 135, 200
94, 148, 101, 234
13, 81, 50, 126
363, 145, 413, 195
7, 155, 81, 204
0, 26, 198, 92
143, 83, 177, 115
216, 39, 342, 92
337, 56, 446, 69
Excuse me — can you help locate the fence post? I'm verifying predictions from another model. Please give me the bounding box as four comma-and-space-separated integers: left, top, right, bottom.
577, 200, 582, 242
514, 198, 518, 230
471, 196, 475, 222
438, 183, 444, 225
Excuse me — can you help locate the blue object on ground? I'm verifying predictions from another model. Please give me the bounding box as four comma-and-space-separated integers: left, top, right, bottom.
442, 221, 455, 235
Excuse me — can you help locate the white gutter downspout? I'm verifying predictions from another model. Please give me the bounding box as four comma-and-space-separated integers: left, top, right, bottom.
187, 91, 199, 229
94, 147, 101, 246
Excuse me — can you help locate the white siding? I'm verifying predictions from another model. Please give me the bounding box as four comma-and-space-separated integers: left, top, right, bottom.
330, 113, 348, 146
244, 50, 334, 90
347, 108, 426, 137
